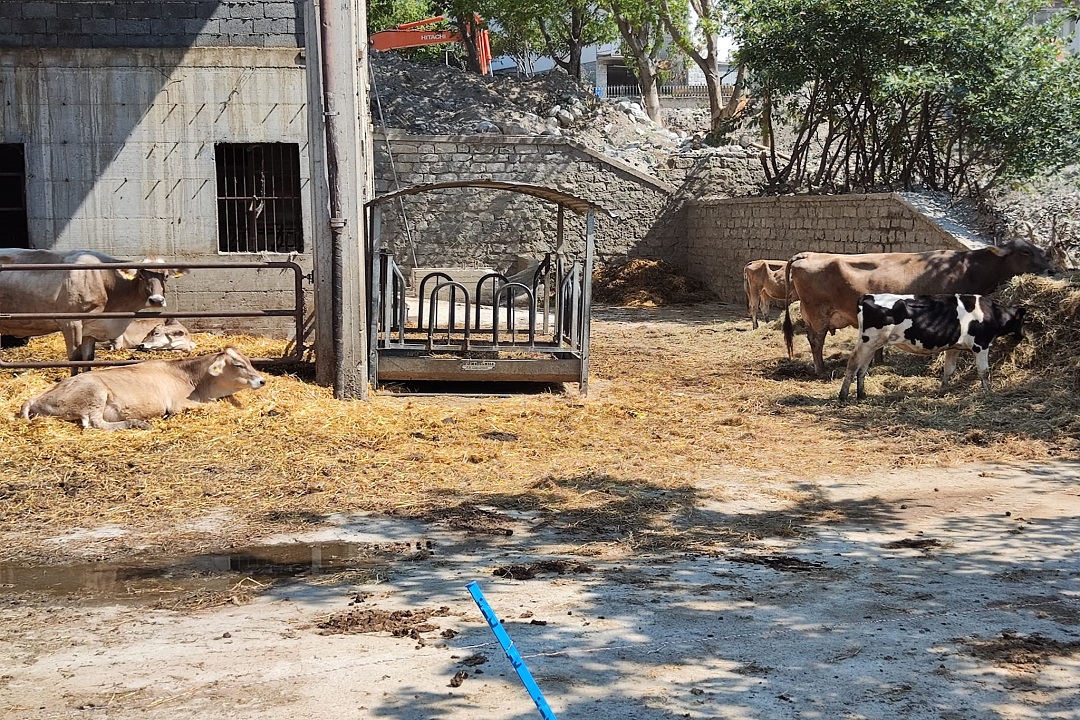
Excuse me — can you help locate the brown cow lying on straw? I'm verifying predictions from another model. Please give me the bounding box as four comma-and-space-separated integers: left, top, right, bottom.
19, 347, 265, 430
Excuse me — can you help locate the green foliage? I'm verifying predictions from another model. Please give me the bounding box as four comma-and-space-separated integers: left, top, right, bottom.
733, 0, 1080, 195
368, 0, 439, 33
486, 0, 616, 78
367, 0, 464, 66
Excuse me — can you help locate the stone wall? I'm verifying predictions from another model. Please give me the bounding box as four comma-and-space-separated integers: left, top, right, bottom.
373, 132, 680, 274
686, 193, 969, 303
0, 0, 303, 48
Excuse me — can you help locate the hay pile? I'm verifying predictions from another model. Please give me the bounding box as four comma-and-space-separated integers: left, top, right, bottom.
592, 258, 716, 306
996, 271, 1080, 382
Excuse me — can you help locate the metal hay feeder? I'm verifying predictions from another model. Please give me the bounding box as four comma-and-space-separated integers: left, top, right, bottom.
366, 180, 606, 394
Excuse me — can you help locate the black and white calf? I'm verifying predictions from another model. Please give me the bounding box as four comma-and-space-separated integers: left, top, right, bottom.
838, 294, 1025, 401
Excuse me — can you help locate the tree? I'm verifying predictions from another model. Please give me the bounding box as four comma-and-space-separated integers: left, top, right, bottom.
733, 0, 1080, 195
604, 0, 666, 122
488, 0, 616, 80
659, 0, 747, 137
489, 11, 544, 75
436, 1, 487, 74
368, 0, 439, 34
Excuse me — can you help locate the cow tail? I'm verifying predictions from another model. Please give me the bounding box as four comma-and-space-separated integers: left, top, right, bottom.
743, 266, 752, 318
782, 257, 796, 359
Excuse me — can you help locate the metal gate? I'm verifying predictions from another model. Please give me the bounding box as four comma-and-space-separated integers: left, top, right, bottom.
0, 260, 306, 371
366, 180, 604, 393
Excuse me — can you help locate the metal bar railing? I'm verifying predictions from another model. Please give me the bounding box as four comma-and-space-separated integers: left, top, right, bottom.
376, 252, 409, 349
0, 260, 306, 369
426, 281, 472, 352
416, 271, 453, 332
475, 272, 510, 330
492, 283, 536, 348
599, 83, 735, 101
535, 254, 551, 337
371, 253, 586, 356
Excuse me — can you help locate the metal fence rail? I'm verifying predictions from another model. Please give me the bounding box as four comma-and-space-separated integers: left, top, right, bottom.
0, 260, 307, 370
599, 83, 735, 104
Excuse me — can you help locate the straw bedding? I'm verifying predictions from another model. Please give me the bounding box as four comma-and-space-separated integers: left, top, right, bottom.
0, 273, 1076, 556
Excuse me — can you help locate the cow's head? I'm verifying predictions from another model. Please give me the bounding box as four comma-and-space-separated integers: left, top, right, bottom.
990, 239, 1055, 278
117, 257, 189, 308
138, 320, 197, 352
207, 347, 267, 393
997, 306, 1023, 341
996, 304, 1027, 341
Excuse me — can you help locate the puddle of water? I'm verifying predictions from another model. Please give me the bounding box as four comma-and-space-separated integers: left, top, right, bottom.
0, 542, 413, 604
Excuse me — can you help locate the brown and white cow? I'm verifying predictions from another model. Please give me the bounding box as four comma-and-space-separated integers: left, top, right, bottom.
0, 249, 188, 371
19, 347, 265, 430
782, 239, 1052, 374
838, 294, 1025, 401
744, 259, 798, 329
101, 318, 197, 352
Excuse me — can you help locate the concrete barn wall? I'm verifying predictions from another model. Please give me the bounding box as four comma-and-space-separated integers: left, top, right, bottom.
685, 193, 969, 304
372, 132, 682, 275
0, 1, 309, 338
0, 45, 312, 338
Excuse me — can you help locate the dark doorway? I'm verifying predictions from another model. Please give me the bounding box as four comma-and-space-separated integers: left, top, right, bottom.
0, 145, 29, 248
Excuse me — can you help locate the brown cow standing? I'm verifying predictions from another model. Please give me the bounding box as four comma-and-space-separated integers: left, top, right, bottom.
783, 239, 1053, 375
744, 259, 798, 329
0, 249, 188, 372
20, 347, 265, 430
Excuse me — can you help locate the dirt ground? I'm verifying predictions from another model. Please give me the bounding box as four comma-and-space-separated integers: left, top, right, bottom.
2, 304, 1080, 720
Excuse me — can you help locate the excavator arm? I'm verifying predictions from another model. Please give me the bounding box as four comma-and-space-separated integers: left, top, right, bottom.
369, 15, 492, 75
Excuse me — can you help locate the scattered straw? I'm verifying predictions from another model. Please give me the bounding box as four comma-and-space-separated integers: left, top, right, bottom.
1, 283, 1077, 557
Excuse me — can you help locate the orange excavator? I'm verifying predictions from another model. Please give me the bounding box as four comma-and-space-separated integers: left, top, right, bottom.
369, 15, 492, 75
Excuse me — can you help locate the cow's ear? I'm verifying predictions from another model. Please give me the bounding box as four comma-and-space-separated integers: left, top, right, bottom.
208, 356, 227, 376
117, 268, 140, 281
171, 268, 190, 278
989, 246, 1008, 257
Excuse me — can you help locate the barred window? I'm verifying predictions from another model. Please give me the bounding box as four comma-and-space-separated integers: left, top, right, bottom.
0, 144, 29, 248
215, 143, 303, 253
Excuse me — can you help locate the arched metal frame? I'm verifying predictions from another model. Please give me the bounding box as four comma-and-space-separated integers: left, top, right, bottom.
364, 180, 605, 393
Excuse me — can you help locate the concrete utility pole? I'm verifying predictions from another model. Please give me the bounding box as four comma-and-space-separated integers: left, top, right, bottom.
307, 0, 370, 398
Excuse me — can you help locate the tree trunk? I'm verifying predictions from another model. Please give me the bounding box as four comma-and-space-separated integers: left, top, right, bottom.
611, 10, 662, 124
536, 16, 584, 81
454, 15, 483, 74
638, 65, 662, 124
567, 42, 583, 80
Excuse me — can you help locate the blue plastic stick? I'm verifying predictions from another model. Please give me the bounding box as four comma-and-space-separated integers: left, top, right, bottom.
466, 581, 559, 720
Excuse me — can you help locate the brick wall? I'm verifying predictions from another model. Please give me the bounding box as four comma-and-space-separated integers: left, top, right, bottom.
0, 0, 303, 48
686, 193, 969, 303
373, 132, 682, 274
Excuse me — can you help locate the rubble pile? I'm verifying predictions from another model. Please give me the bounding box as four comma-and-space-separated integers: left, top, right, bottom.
368, 52, 755, 177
